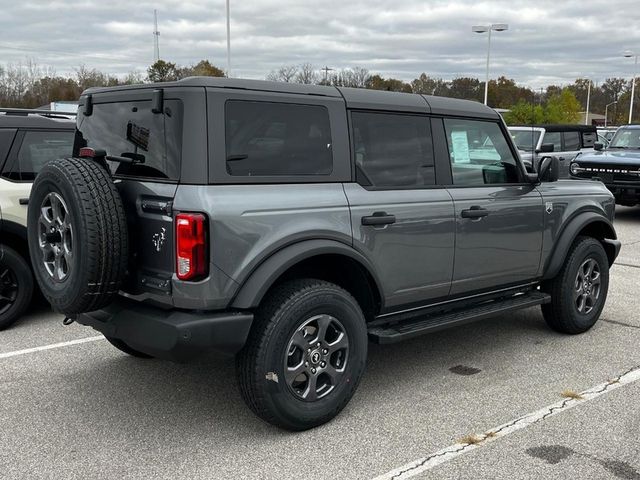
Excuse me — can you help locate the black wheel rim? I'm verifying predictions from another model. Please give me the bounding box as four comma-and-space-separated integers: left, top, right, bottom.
574, 257, 601, 315
284, 314, 349, 402
0, 265, 19, 315
38, 192, 74, 282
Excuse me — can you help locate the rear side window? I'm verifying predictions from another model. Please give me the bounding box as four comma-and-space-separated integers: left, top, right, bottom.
75, 99, 183, 181
3, 130, 73, 181
351, 111, 435, 188
563, 131, 580, 150
0, 128, 16, 171
225, 100, 332, 176
444, 119, 520, 185
582, 131, 596, 148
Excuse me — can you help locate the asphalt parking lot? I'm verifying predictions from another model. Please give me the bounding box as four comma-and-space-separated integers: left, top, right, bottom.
1, 207, 639, 480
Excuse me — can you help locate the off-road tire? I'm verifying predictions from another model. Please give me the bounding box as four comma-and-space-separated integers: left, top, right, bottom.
236, 279, 368, 431
542, 236, 609, 334
0, 245, 34, 330
27, 158, 128, 315
105, 336, 154, 359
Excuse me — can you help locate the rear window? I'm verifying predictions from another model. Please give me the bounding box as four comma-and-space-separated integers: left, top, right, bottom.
225, 100, 333, 176
563, 131, 580, 150
582, 131, 597, 148
74, 99, 183, 181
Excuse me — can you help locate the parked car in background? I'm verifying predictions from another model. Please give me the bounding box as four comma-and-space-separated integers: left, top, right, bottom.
597, 126, 618, 143
509, 124, 598, 176
571, 124, 640, 206
25, 78, 619, 430
0, 109, 75, 329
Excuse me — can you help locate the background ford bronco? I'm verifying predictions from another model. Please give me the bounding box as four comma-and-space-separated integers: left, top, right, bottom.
27, 78, 620, 430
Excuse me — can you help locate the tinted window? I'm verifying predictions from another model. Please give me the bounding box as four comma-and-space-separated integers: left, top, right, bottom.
3, 130, 73, 181
509, 129, 540, 152
351, 112, 434, 188
563, 131, 580, 150
225, 101, 332, 176
543, 131, 562, 152
0, 128, 16, 171
582, 131, 597, 148
444, 119, 520, 185
75, 99, 183, 180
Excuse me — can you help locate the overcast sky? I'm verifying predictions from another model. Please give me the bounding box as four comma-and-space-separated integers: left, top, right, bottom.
1, 0, 640, 88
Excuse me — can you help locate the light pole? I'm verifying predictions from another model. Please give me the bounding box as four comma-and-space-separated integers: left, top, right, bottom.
605, 101, 617, 127
226, 0, 231, 77
472, 23, 509, 106
624, 51, 638, 124
585, 79, 591, 125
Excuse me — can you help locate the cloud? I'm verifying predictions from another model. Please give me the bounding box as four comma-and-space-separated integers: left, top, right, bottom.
1, 0, 639, 88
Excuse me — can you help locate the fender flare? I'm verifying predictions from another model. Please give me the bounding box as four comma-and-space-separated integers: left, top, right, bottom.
542, 211, 618, 280
230, 239, 384, 310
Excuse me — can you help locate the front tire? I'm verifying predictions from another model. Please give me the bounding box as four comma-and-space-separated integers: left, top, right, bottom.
236, 279, 367, 431
542, 236, 609, 334
0, 245, 34, 330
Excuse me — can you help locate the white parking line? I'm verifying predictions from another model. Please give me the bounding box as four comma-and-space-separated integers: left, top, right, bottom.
0, 336, 105, 359
372, 364, 640, 480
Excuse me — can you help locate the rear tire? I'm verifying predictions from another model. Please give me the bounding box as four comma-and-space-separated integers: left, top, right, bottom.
0, 245, 34, 330
105, 336, 154, 359
27, 158, 128, 315
542, 236, 609, 334
236, 279, 367, 431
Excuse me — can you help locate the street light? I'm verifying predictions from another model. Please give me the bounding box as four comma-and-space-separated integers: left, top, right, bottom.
605, 101, 617, 127
226, 0, 231, 77
624, 50, 638, 124
472, 23, 509, 106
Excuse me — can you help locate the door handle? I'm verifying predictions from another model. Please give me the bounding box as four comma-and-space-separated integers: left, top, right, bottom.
19, 198, 29, 205
361, 212, 396, 226
558, 156, 566, 161
461, 206, 489, 219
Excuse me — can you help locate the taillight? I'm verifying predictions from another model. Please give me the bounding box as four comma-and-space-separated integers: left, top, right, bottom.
78, 147, 96, 157
176, 213, 208, 281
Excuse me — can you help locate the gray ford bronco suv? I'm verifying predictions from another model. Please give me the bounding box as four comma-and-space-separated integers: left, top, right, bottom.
27, 78, 620, 430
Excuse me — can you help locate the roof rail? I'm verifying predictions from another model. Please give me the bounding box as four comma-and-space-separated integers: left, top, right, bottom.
0, 108, 77, 117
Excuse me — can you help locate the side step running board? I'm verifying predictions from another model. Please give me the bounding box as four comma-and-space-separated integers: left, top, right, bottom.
368, 291, 551, 344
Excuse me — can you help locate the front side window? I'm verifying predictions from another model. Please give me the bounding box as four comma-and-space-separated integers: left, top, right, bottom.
543, 131, 562, 152
444, 119, 520, 186
610, 128, 640, 149
351, 111, 435, 188
5, 130, 74, 181
225, 101, 333, 176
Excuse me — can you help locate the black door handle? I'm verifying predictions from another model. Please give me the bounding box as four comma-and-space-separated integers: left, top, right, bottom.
558, 156, 565, 161
461, 206, 489, 219
19, 198, 29, 205
362, 212, 396, 226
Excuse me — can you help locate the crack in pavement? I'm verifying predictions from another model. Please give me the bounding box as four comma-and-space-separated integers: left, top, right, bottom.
602, 318, 640, 329
372, 364, 640, 480
616, 262, 640, 269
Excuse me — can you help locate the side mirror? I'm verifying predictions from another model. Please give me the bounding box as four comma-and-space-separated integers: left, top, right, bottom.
594, 142, 604, 151
537, 143, 554, 153
537, 156, 560, 183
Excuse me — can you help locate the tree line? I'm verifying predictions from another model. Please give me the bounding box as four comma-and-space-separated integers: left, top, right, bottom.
1, 58, 638, 124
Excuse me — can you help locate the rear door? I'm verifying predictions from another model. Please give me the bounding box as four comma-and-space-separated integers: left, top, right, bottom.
441, 117, 543, 295
559, 130, 582, 177
344, 111, 455, 310
75, 88, 201, 298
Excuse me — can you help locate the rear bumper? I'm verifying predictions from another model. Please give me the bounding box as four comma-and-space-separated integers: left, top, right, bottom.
76, 297, 253, 361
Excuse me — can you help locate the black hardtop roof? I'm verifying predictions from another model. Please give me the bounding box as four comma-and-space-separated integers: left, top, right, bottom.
511, 124, 597, 133
83, 76, 499, 118
0, 110, 75, 129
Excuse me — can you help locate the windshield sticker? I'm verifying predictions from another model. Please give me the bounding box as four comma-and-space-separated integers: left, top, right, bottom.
127, 121, 150, 151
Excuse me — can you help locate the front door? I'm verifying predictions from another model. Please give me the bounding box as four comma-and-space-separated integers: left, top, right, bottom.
440, 117, 544, 295
345, 111, 455, 310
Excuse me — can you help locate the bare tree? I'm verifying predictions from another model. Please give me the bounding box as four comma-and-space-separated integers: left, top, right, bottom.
266, 65, 298, 83
295, 63, 319, 84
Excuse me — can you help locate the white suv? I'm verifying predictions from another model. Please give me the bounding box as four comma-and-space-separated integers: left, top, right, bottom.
0, 109, 75, 329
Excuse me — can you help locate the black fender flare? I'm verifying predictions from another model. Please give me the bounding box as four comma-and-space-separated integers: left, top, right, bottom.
230, 239, 384, 310
542, 211, 618, 280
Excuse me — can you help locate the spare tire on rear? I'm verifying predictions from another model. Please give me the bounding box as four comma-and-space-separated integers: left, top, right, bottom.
27, 157, 128, 315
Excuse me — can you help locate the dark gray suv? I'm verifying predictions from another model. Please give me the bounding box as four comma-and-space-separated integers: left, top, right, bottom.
27, 78, 620, 430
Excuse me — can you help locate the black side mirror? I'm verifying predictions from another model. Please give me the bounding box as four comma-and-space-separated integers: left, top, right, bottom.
594, 142, 604, 151
537, 143, 554, 153
537, 156, 560, 183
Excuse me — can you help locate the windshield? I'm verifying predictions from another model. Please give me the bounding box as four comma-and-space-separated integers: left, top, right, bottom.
609, 129, 640, 149
509, 129, 541, 152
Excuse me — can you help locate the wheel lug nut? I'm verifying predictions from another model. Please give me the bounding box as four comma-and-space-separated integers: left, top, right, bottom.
320, 361, 326, 368
311, 368, 316, 374
316, 343, 321, 347
305, 362, 309, 367
322, 349, 328, 355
